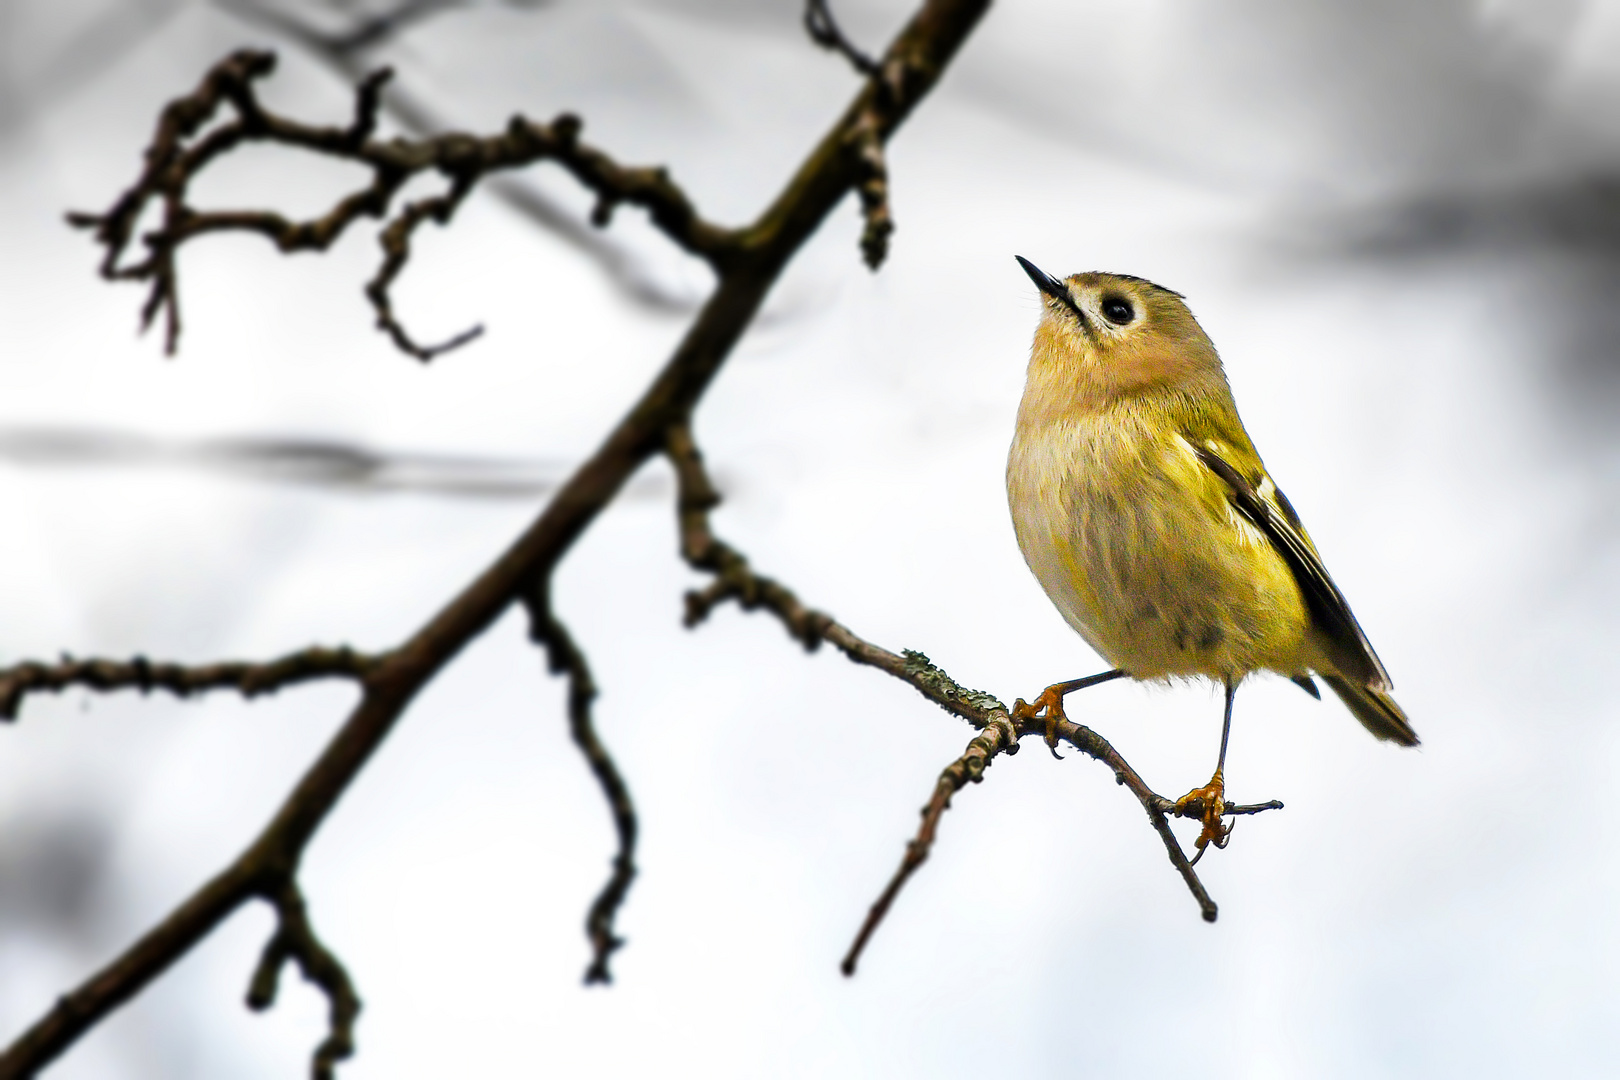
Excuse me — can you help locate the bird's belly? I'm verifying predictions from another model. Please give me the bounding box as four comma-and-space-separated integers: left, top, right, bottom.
1008, 425, 1308, 681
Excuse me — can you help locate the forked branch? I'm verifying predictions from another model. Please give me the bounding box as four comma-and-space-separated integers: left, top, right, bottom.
67, 50, 738, 357
664, 416, 1284, 974
2, 3, 994, 1076
246, 881, 361, 1080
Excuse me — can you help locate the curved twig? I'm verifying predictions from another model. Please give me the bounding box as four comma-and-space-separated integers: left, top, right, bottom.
524, 586, 637, 985
663, 415, 1285, 971
2, 3, 993, 1075
246, 880, 361, 1080
217, 0, 701, 315
66, 52, 739, 357
805, 0, 881, 77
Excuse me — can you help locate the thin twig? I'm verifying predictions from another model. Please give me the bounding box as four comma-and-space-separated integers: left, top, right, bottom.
0, 645, 379, 721
524, 585, 637, 985
802, 2, 900, 267
66, 51, 738, 357
805, 0, 881, 76
841, 712, 1017, 975
246, 880, 361, 1080
2, 4, 992, 1074
217, 0, 699, 314
661, 437, 1282, 970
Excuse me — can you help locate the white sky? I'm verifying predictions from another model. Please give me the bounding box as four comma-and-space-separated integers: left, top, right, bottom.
1, 1, 1618, 1077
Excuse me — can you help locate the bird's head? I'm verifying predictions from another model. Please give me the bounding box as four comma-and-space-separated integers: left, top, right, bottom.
1015, 257, 1229, 418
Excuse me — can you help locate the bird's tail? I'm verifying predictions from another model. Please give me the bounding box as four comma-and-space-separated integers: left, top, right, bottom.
1322, 675, 1420, 747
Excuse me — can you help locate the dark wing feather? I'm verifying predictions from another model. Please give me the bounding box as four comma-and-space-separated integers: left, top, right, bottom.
1192, 444, 1392, 690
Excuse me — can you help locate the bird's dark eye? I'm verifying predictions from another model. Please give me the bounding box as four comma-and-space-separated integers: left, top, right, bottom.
1100, 296, 1134, 325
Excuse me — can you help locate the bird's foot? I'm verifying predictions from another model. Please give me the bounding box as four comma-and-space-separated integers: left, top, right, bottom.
1011, 683, 1071, 759
1173, 768, 1232, 864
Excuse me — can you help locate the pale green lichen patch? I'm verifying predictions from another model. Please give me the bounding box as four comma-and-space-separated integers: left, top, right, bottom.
901, 650, 1007, 717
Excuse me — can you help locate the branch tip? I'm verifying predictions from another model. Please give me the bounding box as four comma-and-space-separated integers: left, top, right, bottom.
75, 55, 730, 359
525, 587, 639, 985
804, 0, 881, 77
246, 882, 361, 1080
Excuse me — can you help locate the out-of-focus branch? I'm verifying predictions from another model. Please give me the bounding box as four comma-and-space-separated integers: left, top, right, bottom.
0, 646, 378, 721
667, 422, 832, 652
805, 0, 881, 77
217, 0, 699, 313
804, 1, 899, 267
67, 50, 738, 357
246, 881, 360, 1080
4, 3, 992, 1075
524, 585, 637, 985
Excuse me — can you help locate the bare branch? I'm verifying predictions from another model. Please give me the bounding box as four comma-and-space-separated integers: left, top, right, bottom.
524, 585, 637, 985
366, 170, 485, 359
4, 4, 994, 1073
67, 51, 738, 357
667, 421, 833, 650
664, 421, 1285, 971
841, 711, 1017, 975
0, 645, 379, 721
805, 0, 881, 77
802, 1, 897, 267
218, 0, 699, 314
246, 881, 361, 1080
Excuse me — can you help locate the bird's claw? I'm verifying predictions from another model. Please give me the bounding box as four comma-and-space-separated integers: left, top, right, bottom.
1011, 685, 1069, 759
1173, 768, 1232, 862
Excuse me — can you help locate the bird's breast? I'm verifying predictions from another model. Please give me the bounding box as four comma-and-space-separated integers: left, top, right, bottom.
1007, 412, 1308, 681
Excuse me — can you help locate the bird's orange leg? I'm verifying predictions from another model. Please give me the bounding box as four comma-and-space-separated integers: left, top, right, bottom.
1012, 669, 1125, 758
1174, 679, 1237, 861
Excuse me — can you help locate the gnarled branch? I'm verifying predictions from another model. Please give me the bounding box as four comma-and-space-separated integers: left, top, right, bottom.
246, 880, 361, 1080
2, 3, 994, 1075
524, 585, 637, 985
217, 0, 701, 314
67, 51, 738, 357
0, 645, 378, 721
663, 415, 1284, 973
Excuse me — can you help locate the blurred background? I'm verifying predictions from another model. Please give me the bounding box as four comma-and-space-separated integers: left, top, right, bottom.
1, 1, 1617, 1076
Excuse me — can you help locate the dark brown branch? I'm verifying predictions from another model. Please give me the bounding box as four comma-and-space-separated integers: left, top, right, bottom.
3, 4, 992, 1074
67, 50, 738, 357
246, 881, 361, 1080
0, 645, 378, 721
366, 171, 485, 359
836, 655, 1289, 975
841, 711, 1017, 975
663, 423, 1282, 970
803, 1, 899, 267
219, 0, 699, 314
667, 422, 832, 650
524, 586, 637, 986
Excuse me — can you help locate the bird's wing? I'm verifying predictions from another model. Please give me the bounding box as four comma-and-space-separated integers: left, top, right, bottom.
1191, 441, 1392, 690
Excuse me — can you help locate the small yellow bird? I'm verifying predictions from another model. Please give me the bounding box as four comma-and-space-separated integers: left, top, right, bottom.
1006, 257, 1417, 854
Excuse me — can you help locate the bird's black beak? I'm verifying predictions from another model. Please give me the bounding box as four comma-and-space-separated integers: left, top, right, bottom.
1015, 255, 1088, 329
1016, 256, 1067, 301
